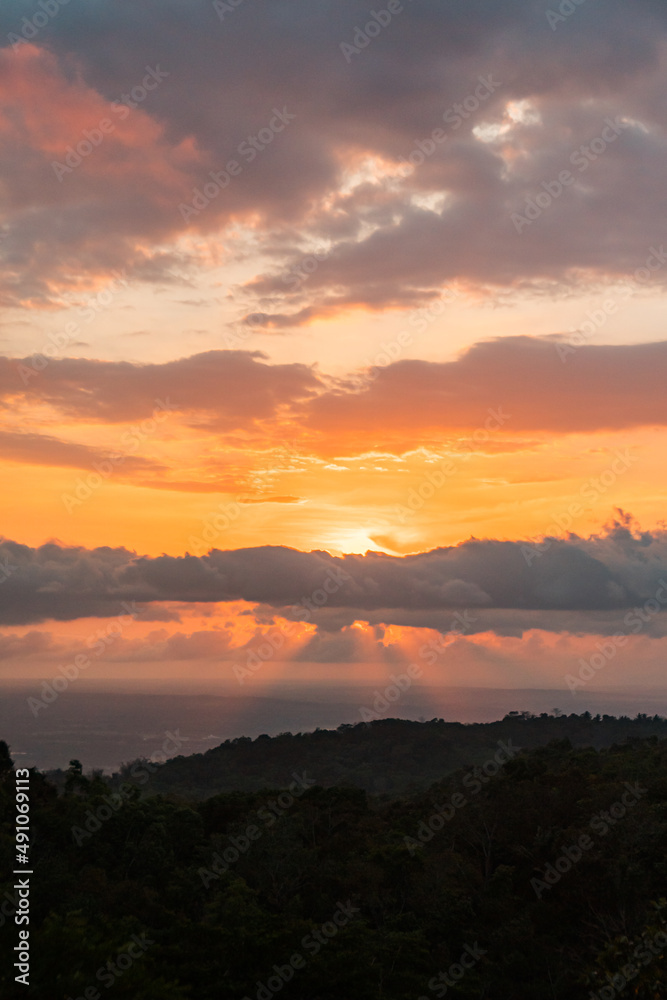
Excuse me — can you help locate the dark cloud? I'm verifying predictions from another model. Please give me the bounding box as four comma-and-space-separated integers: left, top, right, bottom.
2, 517, 667, 627
1, 1, 667, 304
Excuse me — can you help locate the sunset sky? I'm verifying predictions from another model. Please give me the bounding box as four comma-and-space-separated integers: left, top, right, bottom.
2, 0, 667, 701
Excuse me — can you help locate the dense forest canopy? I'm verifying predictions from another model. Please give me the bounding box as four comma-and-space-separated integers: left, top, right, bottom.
110, 710, 667, 799
1, 714, 666, 998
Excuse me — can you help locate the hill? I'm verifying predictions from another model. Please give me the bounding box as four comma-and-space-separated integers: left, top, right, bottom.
116, 710, 667, 798
2, 728, 667, 998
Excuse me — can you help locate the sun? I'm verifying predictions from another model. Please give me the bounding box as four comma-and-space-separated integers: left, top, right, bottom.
325, 528, 394, 555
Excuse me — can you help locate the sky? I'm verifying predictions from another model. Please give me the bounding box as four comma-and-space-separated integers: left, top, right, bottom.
1, 0, 667, 707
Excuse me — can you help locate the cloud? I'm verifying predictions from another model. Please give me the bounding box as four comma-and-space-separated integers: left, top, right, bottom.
0, 629, 53, 659
1, 349, 320, 427
119, 627, 238, 662
2, 516, 667, 628
300, 337, 667, 452
0, 429, 165, 474
2, 1, 667, 306
4, 338, 667, 452
0, 45, 198, 304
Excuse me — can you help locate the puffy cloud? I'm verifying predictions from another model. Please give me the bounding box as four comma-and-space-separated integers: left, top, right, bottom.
2, 1, 667, 305
2, 517, 667, 628
0, 45, 198, 304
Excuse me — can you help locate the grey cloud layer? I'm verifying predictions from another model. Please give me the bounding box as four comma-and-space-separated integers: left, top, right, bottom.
1, 519, 667, 627
2, 0, 667, 304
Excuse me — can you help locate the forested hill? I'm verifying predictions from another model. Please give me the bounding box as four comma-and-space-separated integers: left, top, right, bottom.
3, 731, 667, 998
121, 711, 667, 799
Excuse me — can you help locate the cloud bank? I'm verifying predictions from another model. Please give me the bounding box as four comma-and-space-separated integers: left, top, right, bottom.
1, 517, 666, 630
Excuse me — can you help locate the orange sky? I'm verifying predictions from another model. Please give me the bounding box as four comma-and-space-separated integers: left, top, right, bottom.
2, 16, 667, 700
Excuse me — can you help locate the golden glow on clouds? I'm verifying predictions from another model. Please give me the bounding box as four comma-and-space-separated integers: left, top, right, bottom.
3, 27, 667, 693
4, 602, 667, 693
0, 400, 659, 559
